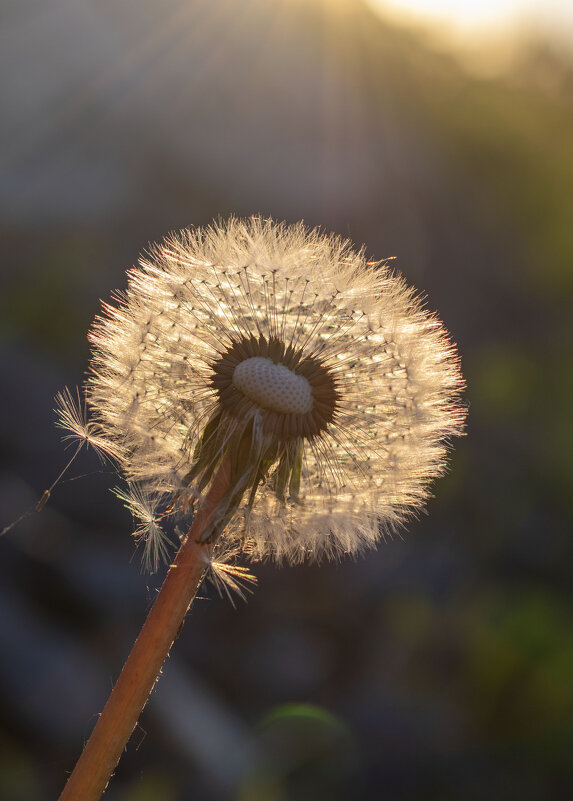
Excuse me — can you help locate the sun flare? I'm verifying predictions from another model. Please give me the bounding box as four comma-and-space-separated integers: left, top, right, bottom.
370, 0, 525, 32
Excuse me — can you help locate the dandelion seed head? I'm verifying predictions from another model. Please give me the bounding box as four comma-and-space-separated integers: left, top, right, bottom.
87, 217, 466, 565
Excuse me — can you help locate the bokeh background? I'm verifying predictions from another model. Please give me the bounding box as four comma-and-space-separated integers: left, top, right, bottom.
1, 1, 572, 799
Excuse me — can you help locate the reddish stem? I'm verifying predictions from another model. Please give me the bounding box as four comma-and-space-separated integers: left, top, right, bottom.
58, 457, 231, 801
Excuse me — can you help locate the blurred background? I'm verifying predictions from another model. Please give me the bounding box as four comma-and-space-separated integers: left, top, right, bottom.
1, 0, 572, 799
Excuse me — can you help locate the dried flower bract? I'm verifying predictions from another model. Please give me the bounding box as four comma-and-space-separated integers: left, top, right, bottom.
83, 217, 465, 565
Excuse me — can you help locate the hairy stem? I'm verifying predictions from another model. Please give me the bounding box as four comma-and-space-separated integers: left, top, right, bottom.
57, 457, 231, 801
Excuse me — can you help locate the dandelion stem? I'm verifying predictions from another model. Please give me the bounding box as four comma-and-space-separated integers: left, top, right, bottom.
57, 457, 232, 801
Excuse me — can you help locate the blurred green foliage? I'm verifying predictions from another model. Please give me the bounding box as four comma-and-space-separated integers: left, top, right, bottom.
238, 704, 359, 801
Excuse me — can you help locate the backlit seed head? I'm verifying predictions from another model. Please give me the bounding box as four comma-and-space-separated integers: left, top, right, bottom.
84, 217, 466, 566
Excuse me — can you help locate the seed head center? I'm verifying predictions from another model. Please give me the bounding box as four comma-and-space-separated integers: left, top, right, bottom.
232, 357, 313, 415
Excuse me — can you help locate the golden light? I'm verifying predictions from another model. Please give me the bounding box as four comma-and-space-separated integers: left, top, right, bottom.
367, 0, 525, 33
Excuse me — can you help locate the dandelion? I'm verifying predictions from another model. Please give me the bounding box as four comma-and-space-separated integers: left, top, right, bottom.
57, 217, 465, 801
86, 216, 465, 566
